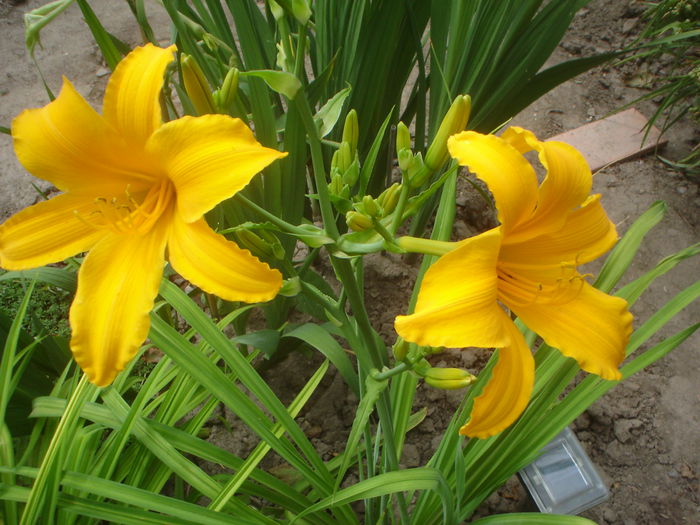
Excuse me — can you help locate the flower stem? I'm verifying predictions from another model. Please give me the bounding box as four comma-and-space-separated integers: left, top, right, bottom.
397, 235, 457, 256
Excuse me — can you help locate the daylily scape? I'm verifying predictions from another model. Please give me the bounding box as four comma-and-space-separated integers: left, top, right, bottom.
0, 44, 286, 386
395, 127, 633, 438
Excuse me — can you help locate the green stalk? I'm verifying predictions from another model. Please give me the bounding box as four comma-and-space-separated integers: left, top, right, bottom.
330, 258, 410, 522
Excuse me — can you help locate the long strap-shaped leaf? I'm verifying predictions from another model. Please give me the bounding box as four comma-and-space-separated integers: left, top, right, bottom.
292, 468, 454, 525
157, 280, 335, 487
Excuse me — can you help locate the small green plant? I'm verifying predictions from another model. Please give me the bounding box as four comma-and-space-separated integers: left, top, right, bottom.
625, 0, 700, 174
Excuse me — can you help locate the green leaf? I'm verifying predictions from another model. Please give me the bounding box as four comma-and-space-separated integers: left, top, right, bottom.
616, 242, 700, 306
293, 468, 454, 525
315, 87, 351, 137
283, 323, 359, 396
76, 0, 125, 70
241, 70, 302, 99
335, 374, 387, 487
233, 329, 281, 358
595, 201, 666, 293
0, 267, 77, 293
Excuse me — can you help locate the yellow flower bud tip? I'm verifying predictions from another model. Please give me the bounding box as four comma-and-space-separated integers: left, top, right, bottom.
180, 54, 216, 115
342, 109, 359, 154
346, 211, 373, 231
396, 121, 412, 156
424, 94, 471, 171
424, 367, 474, 381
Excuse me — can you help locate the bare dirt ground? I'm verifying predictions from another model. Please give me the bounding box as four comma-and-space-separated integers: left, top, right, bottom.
1, 1, 698, 524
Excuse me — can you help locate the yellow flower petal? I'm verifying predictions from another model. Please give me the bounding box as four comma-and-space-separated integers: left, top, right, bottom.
499, 194, 618, 277
459, 322, 534, 439
510, 282, 631, 380
70, 219, 170, 386
0, 193, 105, 270
504, 128, 593, 242
102, 44, 176, 147
395, 228, 511, 348
12, 78, 156, 194
448, 131, 538, 233
168, 215, 282, 303
147, 115, 287, 222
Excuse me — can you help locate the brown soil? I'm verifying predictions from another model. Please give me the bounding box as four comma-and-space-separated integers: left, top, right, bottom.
1, 1, 698, 524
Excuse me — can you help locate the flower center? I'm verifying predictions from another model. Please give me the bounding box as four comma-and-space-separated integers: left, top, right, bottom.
496, 265, 586, 308
76, 179, 175, 235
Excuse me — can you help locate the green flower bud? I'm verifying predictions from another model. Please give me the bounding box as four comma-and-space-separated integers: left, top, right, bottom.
268, 0, 284, 21
424, 367, 476, 389
398, 148, 413, 173
396, 121, 411, 156
392, 338, 409, 362
377, 183, 401, 215
215, 67, 239, 113
338, 141, 352, 173
425, 94, 471, 171
329, 172, 344, 196
342, 157, 360, 187
361, 195, 381, 218
424, 376, 474, 390
342, 109, 359, 155
346, 211, 373, 231
235, 228, 276, 259
279, 277, 301, 297
180, 54, 216, 115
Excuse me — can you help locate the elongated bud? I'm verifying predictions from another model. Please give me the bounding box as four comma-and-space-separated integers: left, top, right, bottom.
424, 376, 475, 390
337, 141, 352, 173
291, 0, 312, 24
407, 152, 428, 187
215, 67, 239, 112
424, 367, 476, 390
342, 158, 360, 187
279, 277, 301, 297
181, 54, 216, 115
342, 109, 359, 155
398, 148, 413, 173
235, 229, 276, 259
346, 211, 373, 231
424, 367, 474, 381
396, 121, 411, 156
360, 195, 381, 218
392, 338, 409, 362
425, 95, 471, 171
329, 172, 344, 197
268, 0, 284, 20
377, 183, 401, 215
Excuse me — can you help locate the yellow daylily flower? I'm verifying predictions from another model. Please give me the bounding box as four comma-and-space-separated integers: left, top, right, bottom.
395, 127, 633, 439
0, 44, 286, 386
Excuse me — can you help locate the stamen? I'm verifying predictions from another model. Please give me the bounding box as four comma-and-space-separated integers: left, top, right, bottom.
497, 268, 586, 308
72, 180, 174, 235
